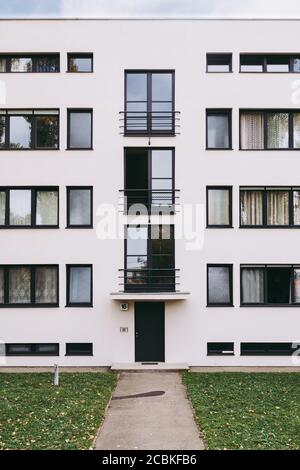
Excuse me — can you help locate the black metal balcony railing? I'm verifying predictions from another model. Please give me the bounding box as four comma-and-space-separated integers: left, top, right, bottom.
119, 268, 180, 293
119, 189, 180, 214
119, 111, 181, 137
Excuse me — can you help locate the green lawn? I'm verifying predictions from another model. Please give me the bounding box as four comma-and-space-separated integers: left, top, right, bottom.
183, 372, 300, 450
0, 373, 117, 450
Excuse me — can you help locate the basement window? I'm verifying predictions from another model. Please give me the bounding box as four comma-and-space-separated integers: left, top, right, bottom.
66, 343, 93, 356
207, 343, 234, 356
241, 343, 294, 356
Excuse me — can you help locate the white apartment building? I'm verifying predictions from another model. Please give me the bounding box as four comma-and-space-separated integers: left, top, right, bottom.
1, 18, 300, 367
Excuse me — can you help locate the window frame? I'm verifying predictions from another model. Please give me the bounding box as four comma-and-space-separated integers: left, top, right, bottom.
206, 109, 232, 150
241, 343, 295, 356
0, 54, 60, 73
67, 53, 93, 73
6, 343, 59, 356
124, 70, 175, 136
0, 264, 59, 308
0, 186, 59, 229
239, 186, 300, 228
65, 343, 93, 356
206, 186, 233, 228
66, 264, 93, 307
207, 342, 235, 356
66, 186, 93, 229
239, 109, 300, 150
206, 53, 233, 73
0, 109, 60, 150
67, 108, 93, 150
240, 264, 300, 307
207, 264, 234, 307
240, 53, 300, 74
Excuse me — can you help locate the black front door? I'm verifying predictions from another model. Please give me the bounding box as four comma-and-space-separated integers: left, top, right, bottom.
135, 302, 165, 362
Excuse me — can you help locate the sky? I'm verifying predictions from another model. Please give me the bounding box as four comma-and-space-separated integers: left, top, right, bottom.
0, 0, 300, 18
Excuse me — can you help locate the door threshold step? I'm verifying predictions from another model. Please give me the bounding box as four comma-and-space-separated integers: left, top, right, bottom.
111, 363, 189, 371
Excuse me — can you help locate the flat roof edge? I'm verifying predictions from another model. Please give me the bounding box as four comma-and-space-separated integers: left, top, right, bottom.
1, 17, 300, 21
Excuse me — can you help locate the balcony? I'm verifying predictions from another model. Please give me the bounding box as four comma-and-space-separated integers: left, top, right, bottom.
119, 189, 180, 215
119, 111, 181, 138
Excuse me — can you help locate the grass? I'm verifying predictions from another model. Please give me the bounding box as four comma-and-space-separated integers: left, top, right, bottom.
0, 372, 117, 450
183, 372, 300, 450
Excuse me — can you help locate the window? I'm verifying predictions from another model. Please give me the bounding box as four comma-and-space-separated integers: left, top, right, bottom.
66, 343, 93, 356
207, 54, 232, 72
240, 110, 300, 150
0, 265, 58, 307
241, 343, 294, 356
67, 109, 92, 149
6, 343, 59, 356
241, 265, 300, 306
207, 187, 232, 227
207, 265, 233, 306
240, 54, 300, 73
68, 53, 93, 72
124, 148, 175, 213
67, 187, 93, 228
207, 343, 234, 356
125, 225, 175, 292
0, 54, 59, 73
240, 187, 300, 227
125, 71, 175, 135
0, 109, 59, 150
206, 110, 232, 149
66, 265, 92, 306
0, 187, 58, 228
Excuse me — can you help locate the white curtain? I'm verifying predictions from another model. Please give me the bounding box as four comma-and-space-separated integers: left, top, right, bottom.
0, 191, 5, 225
69, 267, 91, 303
9, 267, 31, 304
294, 191, 300, 225
69, 189, 91, 225
36, 191, 58, 226
267, 113, 289, 148
208, 189, 229, 225
35, 267, 57, 303
208, 267, 230, 304
241, 190, 263, 225
242, 268, 264, 303
240, 113, 264, 149
267, 191, 289, 225
9, 189, 31, 226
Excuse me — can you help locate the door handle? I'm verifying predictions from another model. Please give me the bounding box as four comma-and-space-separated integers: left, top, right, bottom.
135, 332, 139, 337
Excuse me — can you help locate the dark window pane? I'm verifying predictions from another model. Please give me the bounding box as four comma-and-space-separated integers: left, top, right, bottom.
207, 113, 230, 149
10, 57, 32, 72
69, 56, 92, 72
9, 267, 31, 304
36, 116, 59, 148
35, 267, 57, 304
69, 189, 91, 226
9, 189, 31, 226
6, 344, 31, 355
69, 112, 92, 148
35, 344, 58, 354
208, 266, 231, 304
0, 268, 4, 303
69, 267, 92, 304
207, 343, 234, 355
240, 55, 264, 72
36, 190, 58, 226
241, 343, 293, 356
9, 116, 32, 149
207, 54, 231, 72
66, 343, 93, 356
35, 56, 59, 72
267, 267, 291, 304
0, 116, 5, 148
266, 55, 289, 72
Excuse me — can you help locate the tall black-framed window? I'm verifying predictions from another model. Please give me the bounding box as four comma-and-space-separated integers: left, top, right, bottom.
67, 53, 93, 72
66, 187, 93, 228
125, 71, 175, 135
124, 147, 175, 213
206, 186, 232, 227
125, 225, 175, 292
241, 343, 295, 356
65, 343, 93, 356
207, 264, 233, 306
0, 187, 59, 228
0, 109, 59, 150
240, 110, 300, 150
240, 264, 300, 306
206, 109, 232, 149
6, 343, 59, 356
240, 187, 300, 227
67, 109, 93, 149
0, 265, 59, 307
0, 54, 59, 73
207, 54, 232, 73
66, 265, 93, 307
240, 54, 300, 73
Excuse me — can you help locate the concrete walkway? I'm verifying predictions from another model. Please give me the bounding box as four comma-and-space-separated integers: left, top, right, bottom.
95, 372, 204, 450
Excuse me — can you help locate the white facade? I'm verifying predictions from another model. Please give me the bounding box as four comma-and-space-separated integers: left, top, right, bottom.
1, 18, 300, 366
